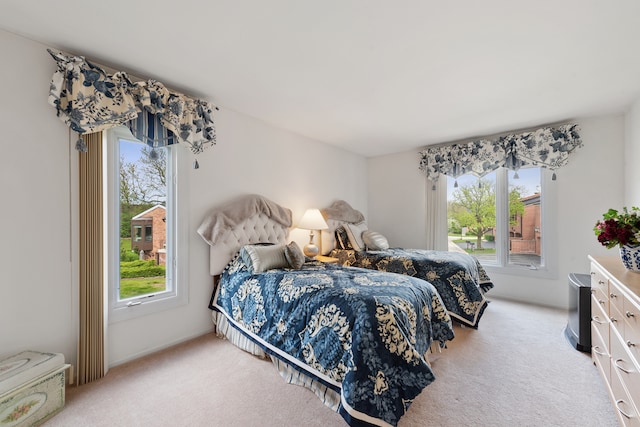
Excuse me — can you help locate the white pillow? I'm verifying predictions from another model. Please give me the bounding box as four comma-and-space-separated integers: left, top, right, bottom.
362, 230, 389, 250
344, 222, 368, 251
240, 244, 289, 273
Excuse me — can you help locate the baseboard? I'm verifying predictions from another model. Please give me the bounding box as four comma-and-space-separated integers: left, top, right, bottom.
108, 327, 215, 368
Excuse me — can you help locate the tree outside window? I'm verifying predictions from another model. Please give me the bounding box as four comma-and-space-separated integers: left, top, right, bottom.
447, 167, 542, 268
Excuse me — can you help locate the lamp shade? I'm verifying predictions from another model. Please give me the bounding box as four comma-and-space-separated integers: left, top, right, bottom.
297, 209, 328, 230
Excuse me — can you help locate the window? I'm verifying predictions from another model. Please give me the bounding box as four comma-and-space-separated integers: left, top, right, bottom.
447, 166, 556, 277
134, 225, 142, 242
106, 127, 188, 322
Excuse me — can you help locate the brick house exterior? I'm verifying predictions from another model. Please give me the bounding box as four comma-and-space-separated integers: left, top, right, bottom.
509, 193, 541, 255
131, 205, 167, 265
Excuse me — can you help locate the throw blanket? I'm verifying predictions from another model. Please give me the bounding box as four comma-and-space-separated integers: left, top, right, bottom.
197, 194, 292, 246
211, 257, 454, 426
321, 199, 365, 224
330, 248, 493, 328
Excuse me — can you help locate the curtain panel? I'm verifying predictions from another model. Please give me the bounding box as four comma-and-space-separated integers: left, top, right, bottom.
418, 123, 583, 187
77, 132, 105, 385
47, 49, 217, 155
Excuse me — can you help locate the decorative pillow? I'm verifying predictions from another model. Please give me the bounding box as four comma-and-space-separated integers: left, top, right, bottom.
344, 221, 368, 251
334, 226, 353, 250
362, 230, 390, 250
284, 241, 305, 269
240, 243, 288, 273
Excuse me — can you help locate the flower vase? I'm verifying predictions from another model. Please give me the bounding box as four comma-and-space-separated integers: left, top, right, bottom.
619, 244, 640, 272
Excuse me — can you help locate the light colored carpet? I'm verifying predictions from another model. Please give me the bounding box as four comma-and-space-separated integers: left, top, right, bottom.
44, 298, 619, 427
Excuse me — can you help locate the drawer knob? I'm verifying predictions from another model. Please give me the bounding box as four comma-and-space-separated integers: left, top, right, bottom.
610, 317, 618, 323
599, 299, 605, 305
628, 341, 637, 348
626, 311, 636, 318
610, 293, 617, 298
599, 280, 605, 285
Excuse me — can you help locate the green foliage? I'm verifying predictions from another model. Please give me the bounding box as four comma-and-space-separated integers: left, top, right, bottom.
120, 250, 139, 262
119, 238, 138, 261
448, 178, 496, 249
448, 178, 524, 249
123, 259, 153, 267
508, 186, 526, 226
119, 237, 166, 298
120, 259, 165, 279
484, 234, 495, 242
594, 206, 640, 248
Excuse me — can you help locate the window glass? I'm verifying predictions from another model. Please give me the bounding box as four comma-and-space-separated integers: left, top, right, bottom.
107, 126, 187, 323
447, 166, 544, 271
447, 172, 497, 262
507, 168, 541, 267
118, 139, 168, 301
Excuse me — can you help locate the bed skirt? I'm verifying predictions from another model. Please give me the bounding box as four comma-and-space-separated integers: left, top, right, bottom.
212, 311, 267, 359
211, 311, 342, 412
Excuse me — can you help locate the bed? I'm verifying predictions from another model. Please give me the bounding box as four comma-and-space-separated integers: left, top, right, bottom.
320, 200, 494, 328
197, 194, 455, 427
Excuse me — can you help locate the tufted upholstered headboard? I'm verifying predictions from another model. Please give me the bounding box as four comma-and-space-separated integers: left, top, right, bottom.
320, 200, 365, 255
197, 194, 292, 275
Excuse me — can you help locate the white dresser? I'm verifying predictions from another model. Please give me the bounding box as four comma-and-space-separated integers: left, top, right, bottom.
590, 256, 640, 427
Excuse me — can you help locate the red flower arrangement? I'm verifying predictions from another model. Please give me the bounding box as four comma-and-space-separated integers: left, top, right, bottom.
594, 207, 640, 249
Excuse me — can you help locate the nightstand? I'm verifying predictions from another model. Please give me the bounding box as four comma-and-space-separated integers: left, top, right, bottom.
315, 255, 339, 264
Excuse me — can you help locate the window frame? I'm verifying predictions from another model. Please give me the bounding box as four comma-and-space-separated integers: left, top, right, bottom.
447, 167, 558, 279
105, 127, 189, 324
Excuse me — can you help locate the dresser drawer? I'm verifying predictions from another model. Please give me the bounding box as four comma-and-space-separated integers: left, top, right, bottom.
591, 283, 610, 316
592, 294, 610, 352
611, 281, 626, 320
592, 322, 611, 384
591, 265, 609, 309
610, 363, 640, 427
611, 328, 640, 418
623, 295, 640, 362
611, 302, 626, 337
589, 256, 640, 427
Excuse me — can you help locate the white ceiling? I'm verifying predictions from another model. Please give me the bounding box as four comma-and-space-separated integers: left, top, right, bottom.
2, 1, 639, 157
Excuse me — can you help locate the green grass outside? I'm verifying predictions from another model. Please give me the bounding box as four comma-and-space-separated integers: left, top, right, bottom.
120, 277, 166, 299
450, 235, 496, 254
119, 237, 166, 299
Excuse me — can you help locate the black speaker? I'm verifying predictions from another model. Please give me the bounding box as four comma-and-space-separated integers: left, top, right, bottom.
565, 273, 591, 352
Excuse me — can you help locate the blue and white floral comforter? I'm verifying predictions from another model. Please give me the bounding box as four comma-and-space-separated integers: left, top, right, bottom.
210, 255, 455, 426
329, 248, 493, 328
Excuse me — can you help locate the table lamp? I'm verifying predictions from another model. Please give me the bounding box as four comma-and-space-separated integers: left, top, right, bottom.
297, 208, 328, 258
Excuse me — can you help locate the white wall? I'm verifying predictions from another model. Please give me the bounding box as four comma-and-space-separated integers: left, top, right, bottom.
367, 151, 427, 248
625, 99, 640, 206
0, 31, 76, 361
367, 115, 626, 309
0, 30, 368, 368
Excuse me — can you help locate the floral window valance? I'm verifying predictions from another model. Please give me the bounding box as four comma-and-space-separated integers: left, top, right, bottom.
418, 123, 583, 187
47, 49, 217, 155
